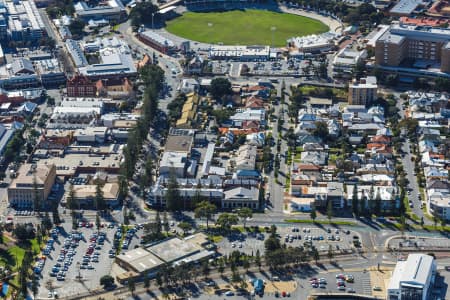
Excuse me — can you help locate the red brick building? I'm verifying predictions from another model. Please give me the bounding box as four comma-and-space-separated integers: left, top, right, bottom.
66, 74, 96, 97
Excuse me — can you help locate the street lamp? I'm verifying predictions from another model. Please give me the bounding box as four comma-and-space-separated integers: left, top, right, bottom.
152, 13, 155, 30
271, 26, 276, 48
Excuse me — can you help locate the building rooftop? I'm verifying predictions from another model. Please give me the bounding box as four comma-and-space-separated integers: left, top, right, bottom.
116, 248, 164, 273
164, 134, 194, 153
140, 30, 175, 48
9, 163, 55, 188
388, 254, 435, 290
147, 237, 203, 263
390, 0, 422, 15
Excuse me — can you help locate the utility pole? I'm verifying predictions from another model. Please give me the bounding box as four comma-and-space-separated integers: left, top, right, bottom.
271, 26, 276, 48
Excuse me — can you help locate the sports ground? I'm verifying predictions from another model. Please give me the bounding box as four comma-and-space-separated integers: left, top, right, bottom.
165, 9, 329, 46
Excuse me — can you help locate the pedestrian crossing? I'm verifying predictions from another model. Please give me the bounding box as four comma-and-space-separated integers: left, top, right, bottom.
361, 275, 372, 295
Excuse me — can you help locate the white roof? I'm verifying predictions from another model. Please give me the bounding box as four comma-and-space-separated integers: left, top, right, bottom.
389, 254, 434, 290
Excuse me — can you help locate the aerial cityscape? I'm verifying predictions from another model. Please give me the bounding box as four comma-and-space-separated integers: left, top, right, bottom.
0, 0, 447, 298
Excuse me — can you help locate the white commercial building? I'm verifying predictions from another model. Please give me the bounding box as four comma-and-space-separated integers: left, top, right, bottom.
209, 46, 270, 61
332, 45, 367, 77
387, 254, 436, 300
287, 32, 336, 54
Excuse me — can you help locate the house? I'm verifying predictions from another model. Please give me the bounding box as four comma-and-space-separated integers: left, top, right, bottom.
245, 96, 265, 109
186, 55, 204, 74
300, 151, 328, 165
223, 187, 260, 210
232, 144, 257, 171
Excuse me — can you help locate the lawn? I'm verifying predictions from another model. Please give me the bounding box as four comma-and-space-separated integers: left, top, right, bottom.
166, 9, 329, 46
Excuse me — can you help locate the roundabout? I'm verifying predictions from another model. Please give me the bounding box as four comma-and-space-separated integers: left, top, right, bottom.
165, 9, 329, 46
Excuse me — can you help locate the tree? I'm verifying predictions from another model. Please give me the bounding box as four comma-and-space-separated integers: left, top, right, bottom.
66, 183, 76, 209
312, 121, 329, 140
129, 2, 158, 30
216, 213, 238, 232
201, 260, 210, 279
218, 258, 225, 275
327, 245, 334, 262
310, 207, 317, 222
95, 213, 101, 232
162, 211, 169, 233
178, 221, 192, 235
71, 210, 78, 230
242, 257, 250, 273
311, 247, 320, 263
327, 200, 333, 222
100, 275, 114, 288
264, 236, 281, 252
352, 185, 359, 217
127, 277, 136, 295
94, 180, 106, 210
143, 273, 150, 291
68, 18, 85, 37
166, 172, 181, 211
42, 212, 53, 233
118, 175, 128, 203
237, 207, 253, 228
210, 78, 232, 103
31, 275, 38, 299
255, 249, 262, 270
52, 203, 61, 225
374, 189, 382, 215
194, 201, 216, 229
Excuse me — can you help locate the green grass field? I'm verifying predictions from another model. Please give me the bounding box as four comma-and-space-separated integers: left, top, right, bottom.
166, 10, 329, 46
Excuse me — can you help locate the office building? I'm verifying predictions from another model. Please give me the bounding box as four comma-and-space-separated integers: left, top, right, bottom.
348, 76, 378, 106
8, 164, 57, 209
375, 22, 450, 74
387, 254, 436, 300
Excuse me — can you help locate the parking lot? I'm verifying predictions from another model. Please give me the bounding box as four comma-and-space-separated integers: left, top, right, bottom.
36, 221, 142, 299
217, 226, 359, 256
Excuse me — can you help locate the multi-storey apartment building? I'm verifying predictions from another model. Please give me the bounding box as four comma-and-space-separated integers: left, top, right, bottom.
348, 76, 378, 106
375, 22, 450, 74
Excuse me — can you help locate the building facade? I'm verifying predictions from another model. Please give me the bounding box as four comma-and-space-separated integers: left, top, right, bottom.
387, 254, 436, 300
66, 74, 96, 97
375, 22, 450, 73
348, 76, 378, 106
8, 164, 56, 209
